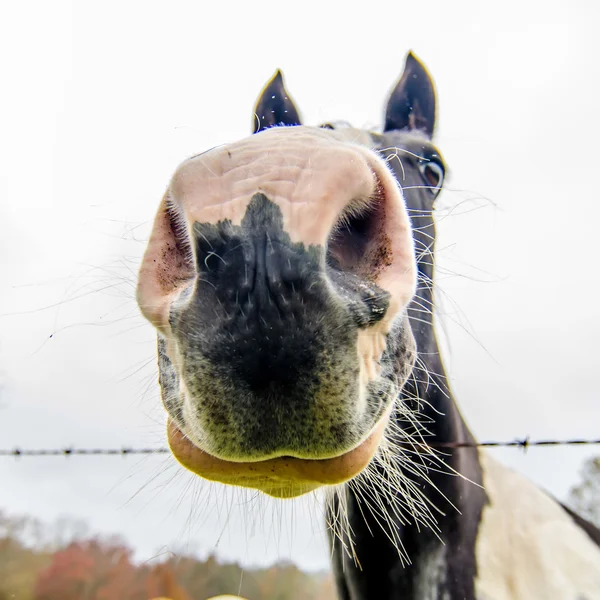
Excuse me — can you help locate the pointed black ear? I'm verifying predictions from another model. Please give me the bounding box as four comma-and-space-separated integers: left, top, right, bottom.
384, 52, 436, 137
252, 70, 302, 134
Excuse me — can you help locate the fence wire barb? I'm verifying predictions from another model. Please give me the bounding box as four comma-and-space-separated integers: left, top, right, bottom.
1, 438, 599, 457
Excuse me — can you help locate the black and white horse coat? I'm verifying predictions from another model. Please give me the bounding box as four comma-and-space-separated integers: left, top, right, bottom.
137, 54, 600, 599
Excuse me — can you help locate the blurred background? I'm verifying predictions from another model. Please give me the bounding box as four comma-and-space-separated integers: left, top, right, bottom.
0, 0, 599, 597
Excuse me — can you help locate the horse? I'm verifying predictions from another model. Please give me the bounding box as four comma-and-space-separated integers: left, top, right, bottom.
137, 53, 600, 599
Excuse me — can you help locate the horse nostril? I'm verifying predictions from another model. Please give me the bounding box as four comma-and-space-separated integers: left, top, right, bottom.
326, 175, 389, 282
327, 201, 376, 272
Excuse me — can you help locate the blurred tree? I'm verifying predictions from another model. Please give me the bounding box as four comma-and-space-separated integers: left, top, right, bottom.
34, 541, 95, 600
34, 538, 140, 600
0, 512, 52, 600
314, 573, 336, 600
94, 541, 141, 600
568, 455, 600, 527
1, 510, 336, 600
145, 563, 191, 600
173, 553, 244, 598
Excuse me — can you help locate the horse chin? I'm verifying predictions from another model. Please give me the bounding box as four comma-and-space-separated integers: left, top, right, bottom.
166, 415, 390, 499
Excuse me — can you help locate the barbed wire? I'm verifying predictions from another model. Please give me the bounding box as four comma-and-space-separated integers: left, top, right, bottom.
1, 437, 599, 457
1, 447, 170, 457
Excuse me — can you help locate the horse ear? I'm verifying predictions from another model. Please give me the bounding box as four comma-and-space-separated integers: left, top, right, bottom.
384, 52, 436, 137
252, 70, 302, 134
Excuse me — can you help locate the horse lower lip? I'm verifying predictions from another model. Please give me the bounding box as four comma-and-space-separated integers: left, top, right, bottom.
166, 417, 389, 499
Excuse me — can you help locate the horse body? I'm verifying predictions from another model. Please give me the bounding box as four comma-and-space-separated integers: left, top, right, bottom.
137, 54, 600, 599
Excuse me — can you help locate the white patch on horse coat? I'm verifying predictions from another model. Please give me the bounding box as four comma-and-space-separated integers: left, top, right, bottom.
475, 451, 600, 599
415, 544, 448, 600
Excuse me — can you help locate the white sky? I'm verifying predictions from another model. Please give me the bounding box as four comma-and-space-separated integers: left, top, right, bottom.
0, 0, 599, 572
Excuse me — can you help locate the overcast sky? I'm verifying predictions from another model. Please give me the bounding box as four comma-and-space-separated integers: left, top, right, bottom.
0, 0, 599, 573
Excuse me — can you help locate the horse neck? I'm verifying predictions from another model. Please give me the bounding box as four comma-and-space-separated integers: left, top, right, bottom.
328, 237, 487, 600
402, 257, 477, 446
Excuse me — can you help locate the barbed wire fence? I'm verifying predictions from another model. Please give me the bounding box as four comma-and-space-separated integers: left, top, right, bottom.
2, 437, 599, 457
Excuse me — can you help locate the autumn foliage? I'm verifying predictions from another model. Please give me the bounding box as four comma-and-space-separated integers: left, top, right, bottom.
0, 511, 335, 600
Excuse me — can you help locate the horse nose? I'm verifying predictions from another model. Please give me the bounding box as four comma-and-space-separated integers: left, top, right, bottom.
188, 198, 328, 395
194, 203, 321, 321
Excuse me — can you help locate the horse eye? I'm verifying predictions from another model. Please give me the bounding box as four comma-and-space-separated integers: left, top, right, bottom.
418, 161, 444, 191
